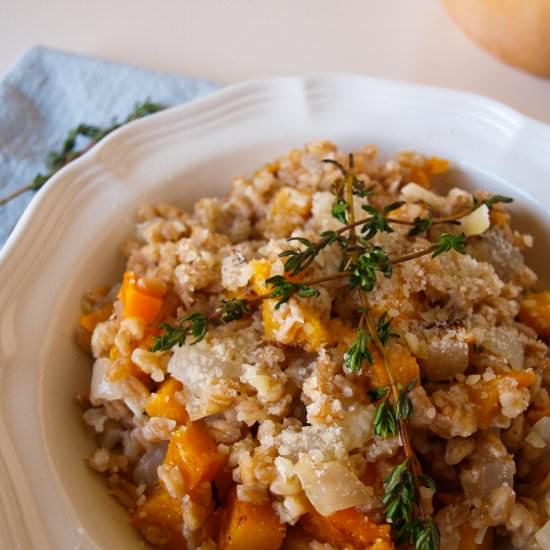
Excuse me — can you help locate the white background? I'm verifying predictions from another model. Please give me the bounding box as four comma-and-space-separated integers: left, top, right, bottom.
1, 0, 550, 123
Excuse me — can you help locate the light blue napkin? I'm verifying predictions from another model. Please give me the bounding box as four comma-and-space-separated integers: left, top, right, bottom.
0, 46, 220, 247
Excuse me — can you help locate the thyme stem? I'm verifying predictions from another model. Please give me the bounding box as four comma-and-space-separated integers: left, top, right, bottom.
0, 184, 34, 206
346, 155, 358, 250
364, 306, 426, 518
391, 245, 438, 265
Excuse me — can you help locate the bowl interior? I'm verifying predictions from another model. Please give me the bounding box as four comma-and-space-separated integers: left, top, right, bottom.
41, 145, 550, 550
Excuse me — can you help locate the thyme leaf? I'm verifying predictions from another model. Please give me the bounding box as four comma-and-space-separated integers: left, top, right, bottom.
432, 232, 466, 257
331, 197, 349, 224
374, 398, 398, 438
408, 215, 433, 237
217, 299, 251, 322
344, 329, 372, 373
265, 275, 320, 308
377, 313, 398, 346
368, 386, 389, 401
348, 247, 392, 292
360, 205, 394, 240
396, 380, 416, 421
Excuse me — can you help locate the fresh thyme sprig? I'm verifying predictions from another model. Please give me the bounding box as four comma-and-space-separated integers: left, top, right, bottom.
360, 300, 439, 549
150, 272, 349, 351
0, 101, 165, 207
151, 313, 208, 352
151, 233, 468, 352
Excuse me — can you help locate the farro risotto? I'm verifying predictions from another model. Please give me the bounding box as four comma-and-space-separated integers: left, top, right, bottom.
77, 142, 550, 550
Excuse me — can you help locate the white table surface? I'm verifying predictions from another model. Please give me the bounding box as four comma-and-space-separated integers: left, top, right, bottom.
1, 0, 550, 124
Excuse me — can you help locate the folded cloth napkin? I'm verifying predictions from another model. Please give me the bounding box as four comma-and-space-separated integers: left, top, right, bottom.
0, 46, 220, 247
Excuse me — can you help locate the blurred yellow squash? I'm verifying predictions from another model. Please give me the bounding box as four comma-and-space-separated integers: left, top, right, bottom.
443, 0, 550, 77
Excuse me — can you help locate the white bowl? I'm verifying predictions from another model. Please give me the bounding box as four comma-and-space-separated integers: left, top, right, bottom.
1, 75, 549, 549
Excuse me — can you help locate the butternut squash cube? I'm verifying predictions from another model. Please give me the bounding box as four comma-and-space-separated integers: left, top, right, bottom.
219, 491, 286, 550
131, 487, 187, 549
458, 522, 494, 550
370, 344, 420, 388
164, 423, 226, 492
119, 271, 163, 324
467, 371, 536, 429
519, 292, 550, 340
145, 378, 189, 425
300, 507, 393, 549
79, 303, 113, 332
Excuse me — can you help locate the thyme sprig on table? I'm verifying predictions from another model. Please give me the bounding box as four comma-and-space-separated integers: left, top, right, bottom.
149, 153, 513, 550
0, 101, 165, 207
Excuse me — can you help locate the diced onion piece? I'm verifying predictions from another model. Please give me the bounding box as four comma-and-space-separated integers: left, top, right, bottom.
294, 457, 371, 516
90, 358, 124, 405
481, 327, 524, 371
134, 443, 168, 489
525, 430, 546, 448
419, 331, 469, 382
535, 520, 550, 550
400, 183, 446, 209
460, 204, 490, 237
531, 417, 550, 447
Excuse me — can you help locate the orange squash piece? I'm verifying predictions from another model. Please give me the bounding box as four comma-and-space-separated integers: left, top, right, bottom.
301, 507, 393, 549
79, 303, 113, 332
490, 209, 510, 227
219, 491, 286, 550
164, 423, 226, 492
407, 157, 449, 190
119, 271, 164, 324
370, 344, 420, 389
251, 260, 332, 352
458, 523, 494, 550
467, 371, 536, 429
131, 487, 187, 549
426, 156, 449, 176
519, 292, 550, 340
145, 378, 189, 425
